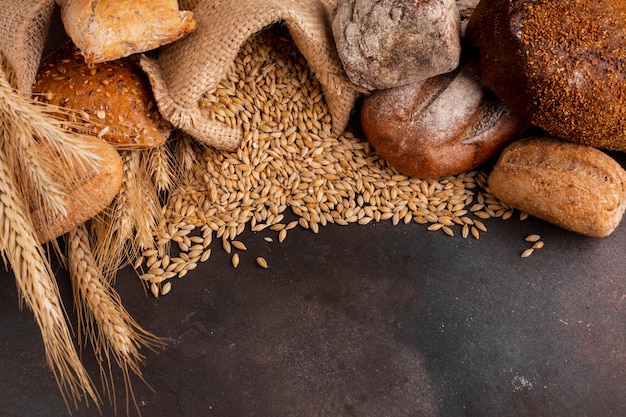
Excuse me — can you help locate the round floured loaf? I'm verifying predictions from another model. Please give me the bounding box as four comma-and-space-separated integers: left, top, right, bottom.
360, 63, 528, 178
32, 41, 171, 149
332, 0, 462, 90
488, 137, 626, 238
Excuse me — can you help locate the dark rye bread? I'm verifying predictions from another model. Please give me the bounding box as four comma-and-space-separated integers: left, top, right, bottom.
488, 137, 626, 238
466, 0, 626, 151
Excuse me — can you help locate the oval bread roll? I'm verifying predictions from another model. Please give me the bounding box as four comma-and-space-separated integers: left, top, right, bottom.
29, 135, 124, 244
488, 137, 626, 238
58, 0, 197, 64
360, 64, 528, 178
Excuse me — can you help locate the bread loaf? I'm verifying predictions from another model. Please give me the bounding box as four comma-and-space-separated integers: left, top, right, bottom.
488, 137, 626, 238
29, 135, 124, 243
360, 63, 528, 178
466, 0, 626, 151
332, 0, 461, 90
58, 0, 196, 64
456, 0, 480, 36
32, 41, 171, 149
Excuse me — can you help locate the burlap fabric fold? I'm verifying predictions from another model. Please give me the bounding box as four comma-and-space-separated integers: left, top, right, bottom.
140, 0, 359, 151
0, 0, 55, 93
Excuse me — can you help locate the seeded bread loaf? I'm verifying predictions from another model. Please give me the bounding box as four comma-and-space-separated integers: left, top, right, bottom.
466, 0, 626, 150
488, 137, 626, 238
57, 0, 196, 64
32, 41, 171, 149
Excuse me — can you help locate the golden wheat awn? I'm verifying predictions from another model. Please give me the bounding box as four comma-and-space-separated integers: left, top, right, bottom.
68, 223, 164, 415
0, 106, 100, 410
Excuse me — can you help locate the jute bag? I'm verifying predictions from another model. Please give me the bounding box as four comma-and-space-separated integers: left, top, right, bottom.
140, 0, 359, 151
0, 0, 55, 92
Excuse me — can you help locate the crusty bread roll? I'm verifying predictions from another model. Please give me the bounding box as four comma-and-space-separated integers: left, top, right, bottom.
57, 0, 196, 64
488, 137, 626, 238
360, 63, 528, 178
32, 41, 171, 149
29, 135, 124, 244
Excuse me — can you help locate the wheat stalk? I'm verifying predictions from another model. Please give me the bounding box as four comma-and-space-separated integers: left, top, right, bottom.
174, 130, 198, 172
68, 223, 164, 415
144, 142, 177, 193
90, 148, 167, 281
0, 67, 107, 221
133, 151, 162, 252
0, 124, 100, 410
89, 150, 136, 280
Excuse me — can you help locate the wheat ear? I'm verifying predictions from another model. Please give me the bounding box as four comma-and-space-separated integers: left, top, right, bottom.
90, 150, 136, 280
0, 62, 108, 222
91, 147, 170, 281
133, 151, 163, 252
174, 130, 199, 172
145, 141, 177, 194
68, 223, 164, 415
0, 126, 100, 410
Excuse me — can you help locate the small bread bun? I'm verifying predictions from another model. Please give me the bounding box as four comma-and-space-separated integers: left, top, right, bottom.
488, 137, 626, 238
58, 0, 196, 64
29, 135, 124, 244
32, 41, 171, 149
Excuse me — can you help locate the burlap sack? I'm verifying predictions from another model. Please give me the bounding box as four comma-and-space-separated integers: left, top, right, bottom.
0, 0, 55, 93
140, 0, 359, 151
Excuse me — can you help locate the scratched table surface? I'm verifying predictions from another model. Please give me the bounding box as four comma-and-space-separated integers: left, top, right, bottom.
1, 152, 625, 417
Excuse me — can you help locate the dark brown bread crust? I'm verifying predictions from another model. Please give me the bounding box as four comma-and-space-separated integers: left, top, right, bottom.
360, 64, 528, 178
466, 0, 626, 151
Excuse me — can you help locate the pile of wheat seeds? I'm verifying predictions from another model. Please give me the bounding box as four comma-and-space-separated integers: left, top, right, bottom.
137, 25, 523, 296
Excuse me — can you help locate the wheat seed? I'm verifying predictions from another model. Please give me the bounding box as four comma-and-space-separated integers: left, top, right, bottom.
525, 234, 541, 242
135, 26, 517, 302
161, 282, 172, 295
231, 240, 247, 250
256, 257, 269, 269
150, 282, 159, 297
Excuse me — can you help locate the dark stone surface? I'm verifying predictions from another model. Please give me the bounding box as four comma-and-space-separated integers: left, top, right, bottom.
5, 6, 624, 417
1, 173, 626, 417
